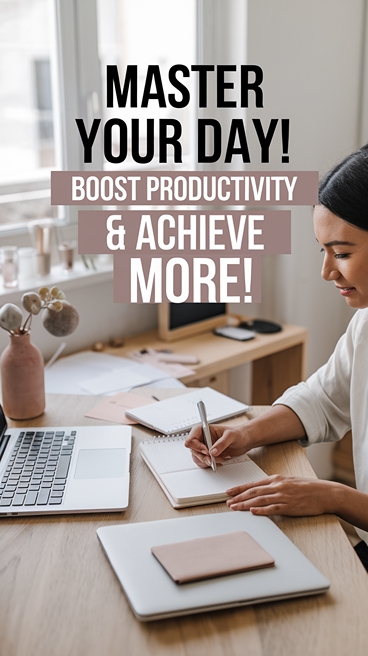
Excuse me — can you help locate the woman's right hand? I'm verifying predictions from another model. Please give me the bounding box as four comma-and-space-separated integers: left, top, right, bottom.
184, 422, 252, 468
185, 405, 307, 469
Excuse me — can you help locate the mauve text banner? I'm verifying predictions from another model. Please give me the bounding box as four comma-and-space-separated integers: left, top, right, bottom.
78, 210, 291, 256
51, 170, 318, 206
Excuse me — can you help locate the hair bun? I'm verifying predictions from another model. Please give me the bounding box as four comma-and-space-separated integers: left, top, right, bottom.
319, 144, 368, 230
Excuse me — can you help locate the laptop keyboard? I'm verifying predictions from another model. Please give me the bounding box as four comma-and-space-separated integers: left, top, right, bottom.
0, 430, 76, 508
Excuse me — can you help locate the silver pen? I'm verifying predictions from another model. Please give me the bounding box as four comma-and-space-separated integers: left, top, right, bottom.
197, 401, 216, 472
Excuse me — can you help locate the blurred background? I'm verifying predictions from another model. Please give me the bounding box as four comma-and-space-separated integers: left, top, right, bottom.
0, 0, 366, 478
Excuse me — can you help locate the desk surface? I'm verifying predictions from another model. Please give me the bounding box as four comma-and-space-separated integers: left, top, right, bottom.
1, 394, 368, 656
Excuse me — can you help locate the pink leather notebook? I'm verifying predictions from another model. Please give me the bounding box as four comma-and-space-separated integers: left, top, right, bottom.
151, 531, 275, 584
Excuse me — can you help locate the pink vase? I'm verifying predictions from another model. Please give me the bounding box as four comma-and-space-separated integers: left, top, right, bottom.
0, 332, 45, 420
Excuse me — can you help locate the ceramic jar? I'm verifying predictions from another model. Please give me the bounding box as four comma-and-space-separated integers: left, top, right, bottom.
0, 332, 45, 420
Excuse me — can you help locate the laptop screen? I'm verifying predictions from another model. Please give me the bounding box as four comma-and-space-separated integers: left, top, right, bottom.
0, 405, 9, 462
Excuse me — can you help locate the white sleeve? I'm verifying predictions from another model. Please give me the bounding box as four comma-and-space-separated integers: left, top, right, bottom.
273, 314, 358, 446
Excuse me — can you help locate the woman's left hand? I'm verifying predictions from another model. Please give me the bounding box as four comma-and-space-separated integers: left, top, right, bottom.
226, 475, 336, 516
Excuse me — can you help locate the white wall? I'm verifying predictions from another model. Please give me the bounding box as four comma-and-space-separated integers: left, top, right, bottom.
242, 0, 362, 370
236, 0, 366, 477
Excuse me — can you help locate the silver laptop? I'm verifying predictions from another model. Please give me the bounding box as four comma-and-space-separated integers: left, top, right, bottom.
0, 404, 131, 516
97, 511, 330, 621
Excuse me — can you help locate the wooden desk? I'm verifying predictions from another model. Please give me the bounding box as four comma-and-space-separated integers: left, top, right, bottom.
104, 322, 308, 405
1, 395, 367, 656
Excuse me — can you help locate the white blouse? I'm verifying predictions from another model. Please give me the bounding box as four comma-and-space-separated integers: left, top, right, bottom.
274, 308, 368, 545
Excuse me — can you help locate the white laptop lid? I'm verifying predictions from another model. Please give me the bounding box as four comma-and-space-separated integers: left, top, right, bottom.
97, 511, 330, 621
125, 387, 250, 434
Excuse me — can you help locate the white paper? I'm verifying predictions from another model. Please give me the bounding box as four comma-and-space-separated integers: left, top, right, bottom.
44, 351, 173, 395
143, 377, 186, 389
79, 368, 150, 395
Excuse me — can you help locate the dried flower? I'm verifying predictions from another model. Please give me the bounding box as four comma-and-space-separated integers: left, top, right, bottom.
43, 301, 79, 337
21, 292, 42, 315
0, 304, 23, 332
0, 287, 79, 337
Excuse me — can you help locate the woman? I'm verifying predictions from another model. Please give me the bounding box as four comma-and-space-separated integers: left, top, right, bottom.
185, 145, 368, 572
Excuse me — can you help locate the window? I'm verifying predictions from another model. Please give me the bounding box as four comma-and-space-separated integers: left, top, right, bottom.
96, 0, 196, 169
0, 0, 197, 233
0, 0, 252, 234
0, 0, 57, 230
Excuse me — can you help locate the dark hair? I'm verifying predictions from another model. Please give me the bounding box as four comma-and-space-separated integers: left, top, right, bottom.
319, 143, 368, 231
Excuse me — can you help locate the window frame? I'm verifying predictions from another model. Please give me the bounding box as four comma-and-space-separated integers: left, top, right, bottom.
0, 0, 201, 240
0, 0, 103, 238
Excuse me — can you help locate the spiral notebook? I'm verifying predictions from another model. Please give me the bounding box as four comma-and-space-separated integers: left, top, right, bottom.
139, 434, 266, 508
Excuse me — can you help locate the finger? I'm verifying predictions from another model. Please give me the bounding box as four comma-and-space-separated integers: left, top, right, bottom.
185, 425, 205, 447
185, 437, 209, 455
227, 482, 282, 505
191, 446, 231, 469
187, 423, 229, 449
208, 430, 239, 457
251, 504, 287, 515
191, 452, 211, 468
227, 495, 283, 511
186, 424, 228, 453
226, 478, 272, 496
191, 450, 212, 467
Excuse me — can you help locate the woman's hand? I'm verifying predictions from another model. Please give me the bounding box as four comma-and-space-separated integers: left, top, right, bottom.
184, 423, 252, 468
184, 405, 307, 469
226, 475, 337, 516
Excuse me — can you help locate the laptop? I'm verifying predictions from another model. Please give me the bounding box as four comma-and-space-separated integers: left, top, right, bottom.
125, 387, 250, 434
0, 404, 131, 516
97, 511, 330, 621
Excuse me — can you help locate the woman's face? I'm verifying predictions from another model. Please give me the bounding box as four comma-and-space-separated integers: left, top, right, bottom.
313, 205, 368, 309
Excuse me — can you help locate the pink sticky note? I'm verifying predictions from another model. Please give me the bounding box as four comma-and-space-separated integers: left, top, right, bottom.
85, 391, 156, 424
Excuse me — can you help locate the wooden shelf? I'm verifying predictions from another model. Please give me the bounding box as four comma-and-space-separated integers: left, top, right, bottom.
104, 322, 308, 405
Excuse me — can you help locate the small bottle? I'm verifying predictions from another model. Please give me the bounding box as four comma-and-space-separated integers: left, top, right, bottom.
58, 241, 76, 272
18, 247, 36, 281
1, 246, 18, 288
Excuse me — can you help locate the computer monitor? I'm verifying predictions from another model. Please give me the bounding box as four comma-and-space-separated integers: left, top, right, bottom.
158, 303, 228, 341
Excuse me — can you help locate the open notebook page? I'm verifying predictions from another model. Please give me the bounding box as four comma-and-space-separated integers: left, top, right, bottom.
139, 436, 267, 505
140, 436, 198, 473
161, 461, 266, 503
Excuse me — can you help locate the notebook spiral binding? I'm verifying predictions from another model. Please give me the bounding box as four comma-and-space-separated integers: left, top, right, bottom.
142, 432, 190, 444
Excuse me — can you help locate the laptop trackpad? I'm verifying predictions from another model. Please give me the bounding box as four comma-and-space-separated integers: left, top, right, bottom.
74, 449, 126, 479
